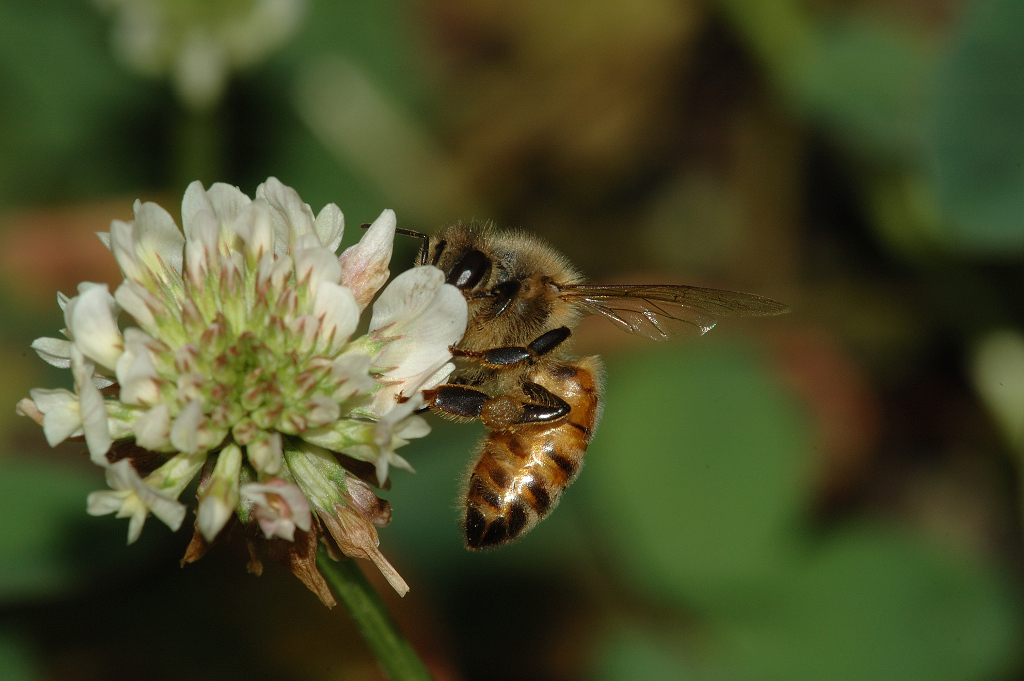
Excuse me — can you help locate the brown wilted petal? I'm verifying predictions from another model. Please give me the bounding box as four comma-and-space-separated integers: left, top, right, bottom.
345, 476, 393, 528
246, 535, 264, 576
180, 519, 212, 566
268, 523, 336, 608
321, 531, 344, 562
318, 503, 409, 596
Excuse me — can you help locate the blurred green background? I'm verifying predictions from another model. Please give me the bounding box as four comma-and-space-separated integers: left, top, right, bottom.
3, 0, 1024, 679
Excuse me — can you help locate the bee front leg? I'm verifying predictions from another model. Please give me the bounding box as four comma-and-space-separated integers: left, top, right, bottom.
450, 326, 572, 367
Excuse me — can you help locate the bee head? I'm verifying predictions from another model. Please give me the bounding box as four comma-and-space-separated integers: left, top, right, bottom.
421, 221, 584, 349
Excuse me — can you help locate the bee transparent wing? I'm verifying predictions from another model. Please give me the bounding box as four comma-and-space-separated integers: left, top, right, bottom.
575, 297, 716, 339
560, 284, 790, 340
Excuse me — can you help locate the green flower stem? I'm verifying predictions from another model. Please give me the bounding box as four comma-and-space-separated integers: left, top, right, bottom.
317, 548, 436, 681
174, 106, 224, 193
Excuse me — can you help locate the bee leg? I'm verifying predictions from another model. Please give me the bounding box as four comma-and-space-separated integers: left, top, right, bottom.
526, 326, 573, 356
450, 326, 572, 367
424, 382, 570, 429
477, 389, 569, 430
518, 382, 571, 424
423, 385, 490, 419
425, 387, 521, 430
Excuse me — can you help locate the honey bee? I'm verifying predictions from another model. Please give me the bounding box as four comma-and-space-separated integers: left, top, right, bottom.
389, 221, 789, 549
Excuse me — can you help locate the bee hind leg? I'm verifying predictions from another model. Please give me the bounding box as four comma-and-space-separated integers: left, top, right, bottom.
518, 382, 570, 424
423, 385, 490, 419
424, 383, 570, 430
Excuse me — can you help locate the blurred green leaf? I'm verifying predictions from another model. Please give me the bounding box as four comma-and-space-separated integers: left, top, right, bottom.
713, 0, 816, 76
293, 55, 473, 228
584, 341, 813, 608
0, 3, 115, 149
866, 171, 948, 256
0, 457, 98, 601
592, 624, 736, 681
929, 0, 1024, 254
0, 632, 39, 681
718, 525, 1022, 681
0, 0, 150, 204
267, 114, 391, 231
266, 0, 461, 231
279, 0, 426, 107
793, 20, 931, 159
716, 1, 931, 159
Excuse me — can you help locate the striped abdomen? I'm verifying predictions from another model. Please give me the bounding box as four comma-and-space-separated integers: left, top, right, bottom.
464, 357, 603, 549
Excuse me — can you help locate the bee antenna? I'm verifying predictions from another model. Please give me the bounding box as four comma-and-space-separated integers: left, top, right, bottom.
361, 224, 431, 265
396, 228, 430, 242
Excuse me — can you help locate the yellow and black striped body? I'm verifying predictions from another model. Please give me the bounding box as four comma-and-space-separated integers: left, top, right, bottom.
464, 357, 603, 549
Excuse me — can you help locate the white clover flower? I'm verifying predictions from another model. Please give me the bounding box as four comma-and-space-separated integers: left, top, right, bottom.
240, 477, 311, 541
94, 0, 307, 111
17, 178, 467, 602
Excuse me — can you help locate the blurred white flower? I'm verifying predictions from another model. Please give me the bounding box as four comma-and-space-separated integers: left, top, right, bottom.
94, 0, 307, 110
18, 177, 467, 601
972, 330, 1024, 451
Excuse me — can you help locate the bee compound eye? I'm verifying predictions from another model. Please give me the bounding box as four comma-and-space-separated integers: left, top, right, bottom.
446, 250, 490, 289
430, 239, 446, 266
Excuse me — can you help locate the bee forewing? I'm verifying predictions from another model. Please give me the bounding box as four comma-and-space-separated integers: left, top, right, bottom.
561, 284, 789, 340
578, 297, 716, 339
